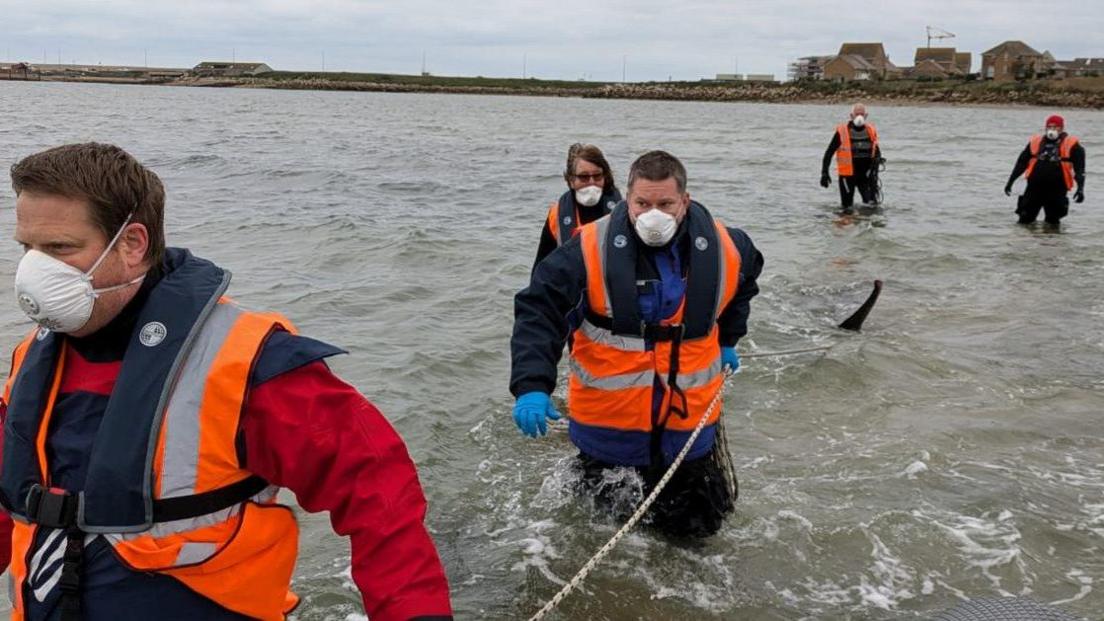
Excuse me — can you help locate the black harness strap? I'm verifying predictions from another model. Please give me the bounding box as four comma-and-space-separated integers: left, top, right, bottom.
58, 528, 84, 621
24, 485, 83, 620
153, 474, 270, 522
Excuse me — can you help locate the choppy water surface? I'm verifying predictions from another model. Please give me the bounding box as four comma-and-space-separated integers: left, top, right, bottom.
0, 82, 1102, 620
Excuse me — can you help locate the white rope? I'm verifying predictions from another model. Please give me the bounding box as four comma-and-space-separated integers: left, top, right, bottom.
740, 344, 832, 359
527, 372, 733, 621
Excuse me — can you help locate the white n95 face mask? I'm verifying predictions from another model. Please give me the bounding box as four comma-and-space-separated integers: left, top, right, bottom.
1046, 129, 1060, 140
852, 115, 866, 127
14, 213, 145, 333
634, 208, 678, 247
575, 185, 603, 207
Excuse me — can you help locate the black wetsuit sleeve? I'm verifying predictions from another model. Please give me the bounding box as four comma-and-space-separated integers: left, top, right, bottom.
718, 227, 764, 347
531, 220, 559, 274
1072, 142, 1086, 189
1008, 144, 1033, 183
511, 237, 588, 397
822, 131, 841, 173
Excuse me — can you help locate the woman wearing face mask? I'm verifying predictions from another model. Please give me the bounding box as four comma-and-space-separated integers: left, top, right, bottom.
531, 143, 622, 271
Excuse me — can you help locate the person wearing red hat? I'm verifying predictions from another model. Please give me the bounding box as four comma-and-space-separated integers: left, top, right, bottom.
1004, 114, 1086, 226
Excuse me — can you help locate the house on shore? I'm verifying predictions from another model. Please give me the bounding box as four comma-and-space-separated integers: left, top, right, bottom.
1053, 57, 1104, 78
981, 41, 1045, 80
910, 47, 971, 78
822, 43, 901, 81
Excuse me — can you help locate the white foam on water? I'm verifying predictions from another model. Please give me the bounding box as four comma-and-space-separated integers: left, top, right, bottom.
635, 547, 741, 615
856, 532, 917, 610
902, 460, 928, 478
509, 519, 567, 586
1049, 568, 1093, 606
917, 508, 1029, 595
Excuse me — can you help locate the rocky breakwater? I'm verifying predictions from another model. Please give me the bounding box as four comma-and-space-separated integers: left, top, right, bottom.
587, 82, 1104, 109
168, 76, 1104, 109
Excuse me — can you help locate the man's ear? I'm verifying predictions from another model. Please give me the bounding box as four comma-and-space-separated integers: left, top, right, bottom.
118, 222, 150, 269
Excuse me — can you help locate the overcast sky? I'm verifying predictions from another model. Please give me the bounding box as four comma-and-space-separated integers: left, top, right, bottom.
2, 1, 1101, 81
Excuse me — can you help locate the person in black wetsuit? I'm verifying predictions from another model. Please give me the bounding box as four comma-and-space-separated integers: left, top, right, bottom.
821, 103, 882, 211
532, 143, 621, 271
1004, 114, 1086, 227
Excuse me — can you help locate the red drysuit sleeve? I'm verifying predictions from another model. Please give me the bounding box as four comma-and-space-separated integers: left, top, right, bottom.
240, 361, 453, 621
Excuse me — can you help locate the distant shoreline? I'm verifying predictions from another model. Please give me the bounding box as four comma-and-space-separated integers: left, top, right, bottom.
5, 73, 1103, 109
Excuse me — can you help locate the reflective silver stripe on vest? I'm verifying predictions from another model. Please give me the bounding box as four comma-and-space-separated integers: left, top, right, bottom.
577, 319, 646, 352
714, 221, 730, 322
106, 485, 279, 546
569, 358, 653, 390
658, 356, 723, 390
158, 302, 244, 499
593, 216, 612, 315
176, 542, 218, 565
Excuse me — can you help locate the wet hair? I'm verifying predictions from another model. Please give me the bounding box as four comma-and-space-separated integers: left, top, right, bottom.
11, 142, 165, 268
564, 143, 618, 194
627, 150, 687, 193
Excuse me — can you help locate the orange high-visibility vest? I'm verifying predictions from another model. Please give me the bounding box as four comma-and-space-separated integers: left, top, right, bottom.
836, 122, 879, 177
570, 205, 740, 435
2, 300, 301, 621
546, 199, 578, 245
1025, 134, 1080, 191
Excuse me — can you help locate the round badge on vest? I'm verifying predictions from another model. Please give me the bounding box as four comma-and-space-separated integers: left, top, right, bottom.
613, 234, 628, 249
607, 200, 616, 209
139, 321, 168, 347
563, 216, 572, 225
695, 236, 709, 251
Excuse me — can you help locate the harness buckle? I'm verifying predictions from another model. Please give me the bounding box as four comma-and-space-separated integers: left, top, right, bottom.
642, 322, 684, 342
25, 484, 79, 529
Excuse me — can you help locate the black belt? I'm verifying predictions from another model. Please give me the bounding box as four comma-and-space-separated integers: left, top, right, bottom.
583, 311, 685, 342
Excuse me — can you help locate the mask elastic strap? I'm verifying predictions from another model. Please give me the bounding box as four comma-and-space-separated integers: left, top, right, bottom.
92, 274, 146, 296
86, 211, 135, 278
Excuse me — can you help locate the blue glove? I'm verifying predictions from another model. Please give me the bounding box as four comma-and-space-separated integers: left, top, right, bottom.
513, 392, 562, 438
721, 347, 741, 373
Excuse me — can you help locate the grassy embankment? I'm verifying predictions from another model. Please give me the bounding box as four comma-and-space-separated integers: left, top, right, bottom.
216, 71, 1104, 108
